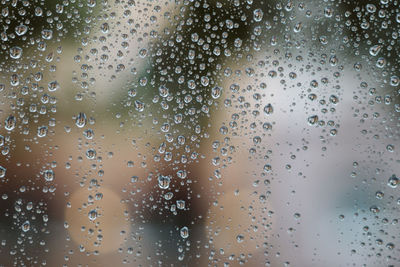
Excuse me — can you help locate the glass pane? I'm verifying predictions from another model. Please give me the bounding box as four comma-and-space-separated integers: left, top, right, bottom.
1, 0, 399, 266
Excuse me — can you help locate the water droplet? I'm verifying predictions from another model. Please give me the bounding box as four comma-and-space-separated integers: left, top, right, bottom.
369, 45, 382, 56
88, 209, 97, 221
86, 149, 97, 159
83, 129, 94, 139
21, 221, 30, 232
43, 170, 54, 182
329, 95, 339, 104
87, 0, 96, 8
390, 76, 399, 86
366, 4, 376, 13
253, 9, 263, 22
159, 85, 169, 97
101, 23, 109, 34
236, 234, 244, 243
376, 57, 386, 68
375, 191, 384, 199
48, 81, 60, 92
211, 86, 222, 99
41, 29, 53, 40
180, 226, 189, 238
37, 126, 48, 137
75, 112, 87, 128
164, 192, 173, 200
0, 166, 6, 178
15, 24, 28, 36
9, 46, 22, 59
307, 115, 319, 125
263, 104, 273, 115
388, 175, 399, 188
262, 122, 273, 131
5, 115, 16, 131
329, 55, 338, 66
134, 100, 145, 112
158, 175, 171, 189
293, 22, 302, 32
386, 144, 395, 152
139, 48, 147, 58
176, 200, 185, 210
324, 7, 333, 17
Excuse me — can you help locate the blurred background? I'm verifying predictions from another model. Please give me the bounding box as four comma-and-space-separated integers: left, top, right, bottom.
0, 0, 399, 266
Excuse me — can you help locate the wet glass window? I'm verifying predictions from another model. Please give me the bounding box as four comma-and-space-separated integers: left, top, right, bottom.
0, 0, 399, 266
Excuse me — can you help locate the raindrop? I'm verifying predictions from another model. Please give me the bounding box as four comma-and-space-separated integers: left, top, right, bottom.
366, 4, 376, 13
177, 200, 185, 210
5, 115, 16, 131
15, 24, 28, 36
390, 76, 399, 86
37, 126, 48, 137
158, 175, 171, 189
369, 45, 382, 56
263, 104, 273, 115
134, 100, 145, 112
48, 81, 60, 92
21, 221, 30, 232
41, 29, 53, 40
387, 175, 399, 188
9, 46, 22, 59
307, 115, 319, 125
75, 113, 87, 128
0, 166, 6, 179
43, 170, 55, 182
253, 9, 263, 22
83, 129, 94, 139
211, 86, 222, 99
236, 234, 244, 243
88, 209, 97, 221
180, 226, 189, 238
386, 144, 395, 152
86, 149, 97, 159
376, 57, 386, 68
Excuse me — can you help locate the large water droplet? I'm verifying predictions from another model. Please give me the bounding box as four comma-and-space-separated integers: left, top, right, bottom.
21, 221, 30, 232
43, 170, 55, 182
253, 9, 263, 22
75, 112, 87, 128
5, 115, 16, 131
263, 104, 273, 115
180, 226, 189, 238
37, 126, 48, 137
211, 86, 222, 99
10, 46, 22, 59
158, 175, 171, 189
88, 209, 97, 221
15, 24, 28, 36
